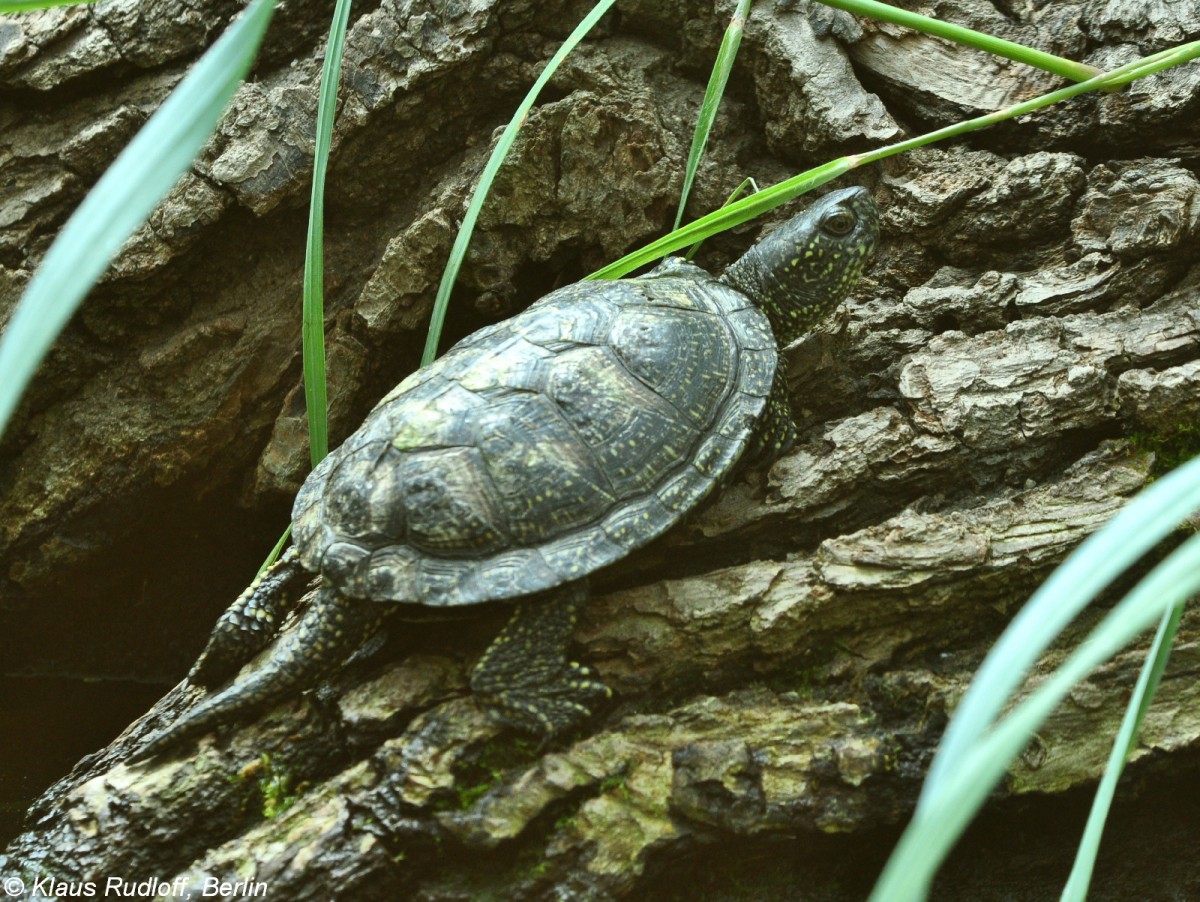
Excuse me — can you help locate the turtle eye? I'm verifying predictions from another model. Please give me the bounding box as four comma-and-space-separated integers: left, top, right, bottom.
821, 209, 856, 237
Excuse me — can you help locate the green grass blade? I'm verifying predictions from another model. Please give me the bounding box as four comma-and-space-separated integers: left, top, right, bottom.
258, 524, 293, 576
420, 0, 618, 366
683, 177, 759, 260
302, 0, 353, 467
815, 0, 1099, 81
0, 0, 99, 11
673, 0, 751, 233
870, 525, 1200, 902
590, 41, 1200, 282
0, 0, 276, 439
1060, 602, 1184, 902
588, 157, 853, 279
854, 40, 1200, 181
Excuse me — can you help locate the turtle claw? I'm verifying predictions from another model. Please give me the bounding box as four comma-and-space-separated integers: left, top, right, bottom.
478, 662, 611, 739
188, 547, 307, 689
469, 585, 609, 739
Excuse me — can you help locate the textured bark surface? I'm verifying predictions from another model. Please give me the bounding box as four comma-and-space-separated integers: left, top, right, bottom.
2, 0, 1200, 899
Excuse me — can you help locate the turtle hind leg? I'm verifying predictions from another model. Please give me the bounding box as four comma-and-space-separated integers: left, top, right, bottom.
132, 586, 381, 762
188, 546, 309, 689
470, 581, 610, 738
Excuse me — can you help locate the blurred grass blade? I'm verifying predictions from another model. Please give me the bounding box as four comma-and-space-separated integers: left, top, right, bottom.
922, 452, 1200, 808
870, 523, 1200, 902
0, 0, 99, 10
922, 539, 1200, 892
815, 0, 1099, 81
421, 0, 618, 366
0, 0, 276, 439
302, 0, 353, 467
673, 0, 751, 232
1060, 602, 1184, 902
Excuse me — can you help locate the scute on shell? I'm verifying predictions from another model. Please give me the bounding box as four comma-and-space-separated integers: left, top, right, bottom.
292, 260, 777, 606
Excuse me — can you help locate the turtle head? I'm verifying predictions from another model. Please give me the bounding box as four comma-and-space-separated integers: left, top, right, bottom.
722, 186, 879, 345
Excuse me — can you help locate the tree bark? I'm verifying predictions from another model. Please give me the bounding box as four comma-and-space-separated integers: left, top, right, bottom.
2, 0, 1199, 899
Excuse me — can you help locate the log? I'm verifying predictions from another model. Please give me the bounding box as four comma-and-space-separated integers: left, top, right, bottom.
2, 0, 1199, 898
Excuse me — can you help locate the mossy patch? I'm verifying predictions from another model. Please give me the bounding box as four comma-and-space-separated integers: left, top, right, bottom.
1128, 422, 1200, 478
235, 753, 301, 819
598, 773, 631, 800
437, 735, 539, 811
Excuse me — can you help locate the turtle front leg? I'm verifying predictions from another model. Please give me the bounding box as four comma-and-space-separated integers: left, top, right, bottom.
188, 546, 310, 688
746, 363, 797, 465
470, 581, 610, 737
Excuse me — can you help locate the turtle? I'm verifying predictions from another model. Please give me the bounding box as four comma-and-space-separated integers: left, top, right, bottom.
133, 185, 880, 760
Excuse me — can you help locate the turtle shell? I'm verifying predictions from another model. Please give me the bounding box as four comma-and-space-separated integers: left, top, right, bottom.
292, 259, 777, 607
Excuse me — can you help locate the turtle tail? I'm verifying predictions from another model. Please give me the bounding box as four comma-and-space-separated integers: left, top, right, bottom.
131, 587, 380, 762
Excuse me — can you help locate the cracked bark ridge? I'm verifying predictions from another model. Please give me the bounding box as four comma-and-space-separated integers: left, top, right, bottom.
2, 0, 1200, 899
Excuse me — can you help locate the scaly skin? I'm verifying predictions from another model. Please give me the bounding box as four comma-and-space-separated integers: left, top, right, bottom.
469, 582, 610, 736
723, 187, 879, 345
188, 547, 309, 690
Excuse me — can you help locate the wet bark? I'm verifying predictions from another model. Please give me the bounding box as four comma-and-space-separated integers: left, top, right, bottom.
2, 0, 1200, 899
